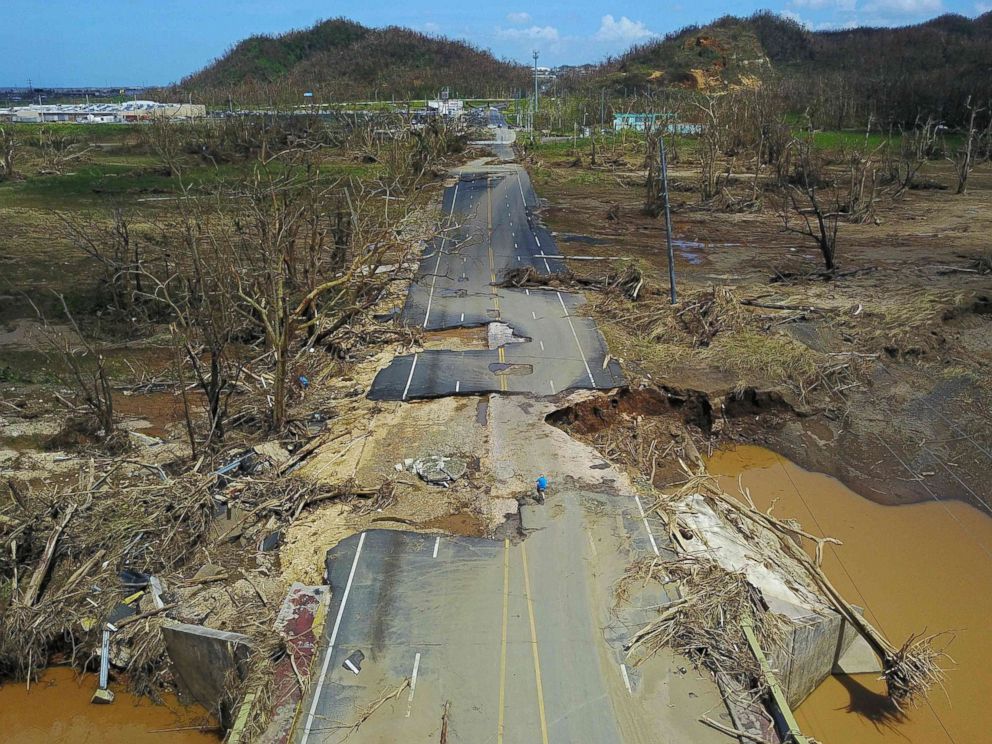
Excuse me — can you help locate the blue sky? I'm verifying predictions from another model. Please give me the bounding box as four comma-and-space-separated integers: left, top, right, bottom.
1, 0, 988, 86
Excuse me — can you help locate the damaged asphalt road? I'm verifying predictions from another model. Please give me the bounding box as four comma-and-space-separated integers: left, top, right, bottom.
294, 396, 732, 744
294, 126, 732, 744
368, 135, 624, 400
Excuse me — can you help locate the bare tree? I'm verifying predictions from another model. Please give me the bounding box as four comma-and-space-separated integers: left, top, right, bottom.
37, 127, 95, 175
224, 166, 403, 430
782, 138, 842, 272
46, 294, 116, 439
138, 194, 243, 450
146, 119, 185, 177
0, 127, 17, 181
950, 96, 986, 195
842, 118, 884, 224
694, 95, 725, 202
58, 209, 143, 313
887, 115, 939, 196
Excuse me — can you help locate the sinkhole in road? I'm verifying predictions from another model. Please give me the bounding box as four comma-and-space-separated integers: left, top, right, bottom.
489, 362, 533, 376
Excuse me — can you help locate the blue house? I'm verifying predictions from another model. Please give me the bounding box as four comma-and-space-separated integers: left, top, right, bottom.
613, 112, 702, 134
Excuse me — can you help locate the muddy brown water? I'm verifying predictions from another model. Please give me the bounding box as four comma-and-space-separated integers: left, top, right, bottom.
0, 667, 218, 743
707, 444, 992, 744
113, 390, 189, 439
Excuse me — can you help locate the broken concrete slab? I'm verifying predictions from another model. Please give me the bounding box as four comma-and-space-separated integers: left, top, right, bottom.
161, 622, 251, 728
238, 584, 329, 744
411, 455, 467, 485
487, 321, 528, 349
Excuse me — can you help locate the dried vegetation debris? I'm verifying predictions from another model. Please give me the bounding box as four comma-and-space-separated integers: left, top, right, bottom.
500, 262, 645, 300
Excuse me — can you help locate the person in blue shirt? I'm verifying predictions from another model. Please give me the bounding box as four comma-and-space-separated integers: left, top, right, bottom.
536, 475, 548, 504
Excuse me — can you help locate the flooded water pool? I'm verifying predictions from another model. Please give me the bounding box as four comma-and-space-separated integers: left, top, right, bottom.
0, 667, 219, 743
114, 390, 193, 439
707, 445, 992, 744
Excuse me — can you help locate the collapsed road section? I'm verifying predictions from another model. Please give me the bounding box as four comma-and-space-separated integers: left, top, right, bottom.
368, 155, 623, 399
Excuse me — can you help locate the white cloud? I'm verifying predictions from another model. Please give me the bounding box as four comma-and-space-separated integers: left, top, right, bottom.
423, 22, 441, 34
496, 25, 560, 41
790, 0, 856, 11
861, 0, 942, 14
506, 12, 532, 24
974, 1, 991, 11
781, 10, 813, 27
593, 15, 657, 43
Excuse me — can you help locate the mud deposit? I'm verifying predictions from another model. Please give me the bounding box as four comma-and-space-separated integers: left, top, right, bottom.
707, 445, 992, 744
0, 667, 218, 743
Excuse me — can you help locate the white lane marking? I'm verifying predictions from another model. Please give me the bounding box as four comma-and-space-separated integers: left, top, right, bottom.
556, 292, 596, 386
620, 663, 633, 694
517, 172, 527, 204
532, 311, 537, 320
405, 652, 422, 717
525, 288, 530, 296
460, 313, 465, 322
423, 182, 459, 328
455, 380, 461, 393
514, 242, 518, 248
516, 256, 521, 262
543, 256, 552, 273
539, 340, 544, 351
401, 354, 419, 401
300, 532, 367, 744
535, 235, 541, 247
549, 379, 556, 393
432, 537, 440, 558
633, 495, 661, 556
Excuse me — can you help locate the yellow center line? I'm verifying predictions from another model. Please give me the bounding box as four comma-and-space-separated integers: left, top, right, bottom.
497, 538, 510, 744
520, 542, 550, 744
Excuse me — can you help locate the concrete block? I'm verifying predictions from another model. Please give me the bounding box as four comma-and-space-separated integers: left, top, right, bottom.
162, 622, 252, 728
833, 634, 882, 675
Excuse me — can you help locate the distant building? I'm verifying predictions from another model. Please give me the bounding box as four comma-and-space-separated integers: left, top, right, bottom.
426, 98, 464, 117
613, 112, 702, 134
0, 101, 206, 124
553, 64, 597, 78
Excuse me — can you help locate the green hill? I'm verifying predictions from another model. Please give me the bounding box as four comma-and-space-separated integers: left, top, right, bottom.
174, 18, 529, 104
596, 12, 992, 125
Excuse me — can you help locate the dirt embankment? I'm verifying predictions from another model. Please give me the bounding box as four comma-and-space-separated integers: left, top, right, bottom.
527, 145, 992, 513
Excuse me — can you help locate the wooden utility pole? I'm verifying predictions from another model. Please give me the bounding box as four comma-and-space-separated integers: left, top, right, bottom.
659, 133, 677, 304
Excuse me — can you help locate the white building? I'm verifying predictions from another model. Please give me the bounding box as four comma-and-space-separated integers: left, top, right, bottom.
0, 101, 206, 124
426, 98, 464, 117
